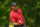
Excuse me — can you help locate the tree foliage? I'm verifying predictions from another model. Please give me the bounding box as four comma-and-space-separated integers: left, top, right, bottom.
0, 0, 40, 27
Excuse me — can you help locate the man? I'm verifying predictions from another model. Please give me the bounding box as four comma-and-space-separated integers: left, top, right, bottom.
10, 2, 26, 27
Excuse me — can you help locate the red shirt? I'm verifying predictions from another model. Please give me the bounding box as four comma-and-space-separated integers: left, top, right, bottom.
10, 9, 24, 25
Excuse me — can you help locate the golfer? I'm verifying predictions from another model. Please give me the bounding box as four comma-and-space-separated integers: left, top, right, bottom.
10, 2, 26, 27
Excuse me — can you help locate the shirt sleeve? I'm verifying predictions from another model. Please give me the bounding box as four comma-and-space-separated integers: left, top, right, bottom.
18, 14, 23, 21
10, 14, 15, 22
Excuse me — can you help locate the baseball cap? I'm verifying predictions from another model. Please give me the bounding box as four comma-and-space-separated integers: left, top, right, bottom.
11, 2, 17, 6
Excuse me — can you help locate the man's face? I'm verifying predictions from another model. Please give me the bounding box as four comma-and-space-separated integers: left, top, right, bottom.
11, 6, 17, 10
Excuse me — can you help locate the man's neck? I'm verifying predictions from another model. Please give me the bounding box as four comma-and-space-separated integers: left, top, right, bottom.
12, 9, 17, 12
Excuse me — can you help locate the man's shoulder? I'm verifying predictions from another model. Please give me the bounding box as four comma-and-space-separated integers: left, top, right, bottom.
17, 9, 22, 11
10, 11, 15, 15
10, 11, 12, 14
17, 9, 22, 12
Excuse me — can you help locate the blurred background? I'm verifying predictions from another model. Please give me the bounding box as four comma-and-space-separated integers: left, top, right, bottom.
0, 0, 40, 27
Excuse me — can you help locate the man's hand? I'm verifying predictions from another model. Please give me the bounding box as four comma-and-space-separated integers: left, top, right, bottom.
14, 23, 18, 25
19, 20, 21, 24
13, 20, 21, 25
13, 22, 18, 25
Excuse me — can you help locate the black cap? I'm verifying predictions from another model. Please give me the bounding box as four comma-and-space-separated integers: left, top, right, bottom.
11, 2, 17, 6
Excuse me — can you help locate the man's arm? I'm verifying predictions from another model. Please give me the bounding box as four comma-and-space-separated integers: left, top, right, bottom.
13, 21, 18, 25
10, 15, 21, 25
13, 21, 21, 25
23, 16, 27, 27
23, 16, 25, 23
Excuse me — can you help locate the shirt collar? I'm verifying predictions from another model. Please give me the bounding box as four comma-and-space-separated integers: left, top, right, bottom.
12, 10, 16, 12
12, 9, 18, 12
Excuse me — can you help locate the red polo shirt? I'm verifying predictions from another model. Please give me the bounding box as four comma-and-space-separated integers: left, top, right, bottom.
10, 9, 24, 25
